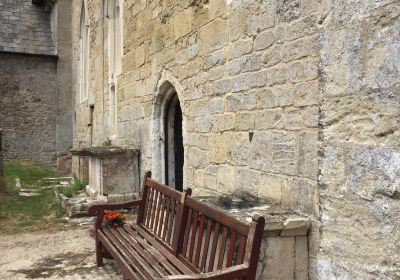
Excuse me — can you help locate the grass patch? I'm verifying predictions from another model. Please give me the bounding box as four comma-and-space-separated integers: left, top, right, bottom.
59, 179, 87, 198
0, 160, 66, 234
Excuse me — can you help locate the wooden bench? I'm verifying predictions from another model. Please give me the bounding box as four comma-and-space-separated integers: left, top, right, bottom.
88, 172, 265, 280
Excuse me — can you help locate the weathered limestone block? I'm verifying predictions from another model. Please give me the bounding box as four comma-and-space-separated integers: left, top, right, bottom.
284, 37, 318, 62
255, 109, 284, 130
208, 133, 233, 164
276, 0, 301, 22
285, 108, 304, 130
212, 78, 231, 95
285, 177, 318, 216
226, 91, 257, 111
231, 38, 254, 59
254, 31, 275, 51
250, 130, 298, 176
216, 164, 236, 193
257, 173, 287, 203
272, 85, 294, 107
186, 147, 208, 169
215, 114, 234, 132
234, 112, 255, 131
262, 45, 284, 67
199, 19, 228, 54
173, 10, 192, 40
322, 95, 398, 145
294, 80, 319, 106
286, 15, 318, 41
298, 131, 318, 180
288, 60, 319, 84
209, 0, 226, 20
235, 167, 259, 195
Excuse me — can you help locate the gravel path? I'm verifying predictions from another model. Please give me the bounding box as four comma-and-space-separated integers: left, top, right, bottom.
0, 227, 121, 279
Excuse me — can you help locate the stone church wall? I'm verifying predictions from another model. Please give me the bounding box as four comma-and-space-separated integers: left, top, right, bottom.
71, 0, 399, 278
72, 0, 320, 214
316, 1, 400, 279
0, 54, 58, 166
0, 0, 74, 168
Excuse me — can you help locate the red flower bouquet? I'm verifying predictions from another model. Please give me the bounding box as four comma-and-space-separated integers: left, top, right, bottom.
103, 211, 127, 228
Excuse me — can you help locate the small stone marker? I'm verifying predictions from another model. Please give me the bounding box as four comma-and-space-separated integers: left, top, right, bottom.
15, 178, 21, 189
19, 191, 41, 197
19, 185, 41, 197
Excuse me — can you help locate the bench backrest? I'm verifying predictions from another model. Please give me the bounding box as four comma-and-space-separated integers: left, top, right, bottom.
138, 172, 265, 279
177, 196, 265, 278
137, 171, 190, 250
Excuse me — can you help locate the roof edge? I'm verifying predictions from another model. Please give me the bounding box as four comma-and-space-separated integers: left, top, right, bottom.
0, 50, 58, 59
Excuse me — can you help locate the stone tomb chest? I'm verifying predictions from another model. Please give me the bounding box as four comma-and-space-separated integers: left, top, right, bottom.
70, 146, 139, 202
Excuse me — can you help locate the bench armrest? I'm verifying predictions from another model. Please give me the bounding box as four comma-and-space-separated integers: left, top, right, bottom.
89, 199, 144, 233
164, 264, 249, 280
88, 199, 144, 216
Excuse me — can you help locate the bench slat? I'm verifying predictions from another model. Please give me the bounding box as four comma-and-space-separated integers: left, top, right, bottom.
145, 187, 154, 227
217, 226, 228, 270
154, 193, 163, 234
166, 199, 176, 244
123, 226, 181, 275
200, 218, 212, 272
116, 227, 169, 277
194, 214, 205, 268
104, 228, 160, 280
150, 190, 159, 230
182, 207, 192, 256
162, 197, 171, 241
98, 230, 140, 280
207, 222, 220, 272
132, 224, 194, 275
137, 171, 151, 225
188, 210, 199, 262
157, 194, 166, 236
237, 236, 246, 265
226, 230, 237, 268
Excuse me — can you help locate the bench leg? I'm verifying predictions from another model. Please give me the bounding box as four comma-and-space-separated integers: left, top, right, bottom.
96, 240, 104, 267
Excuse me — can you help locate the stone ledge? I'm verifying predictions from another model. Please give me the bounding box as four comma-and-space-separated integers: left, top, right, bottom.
70, 146, 139, 158
195, 196, 311, 237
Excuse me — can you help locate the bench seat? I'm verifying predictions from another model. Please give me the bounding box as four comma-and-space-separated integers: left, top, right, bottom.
89, 172, 265, 280
99, 223, 194, 279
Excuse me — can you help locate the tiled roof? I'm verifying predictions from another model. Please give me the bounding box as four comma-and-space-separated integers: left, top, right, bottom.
0, 0, 56, 56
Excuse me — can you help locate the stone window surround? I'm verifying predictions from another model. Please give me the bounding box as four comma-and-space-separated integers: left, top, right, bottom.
106, 0, 123, 140
79, 0, 90, 104
151, 72, 186, 186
